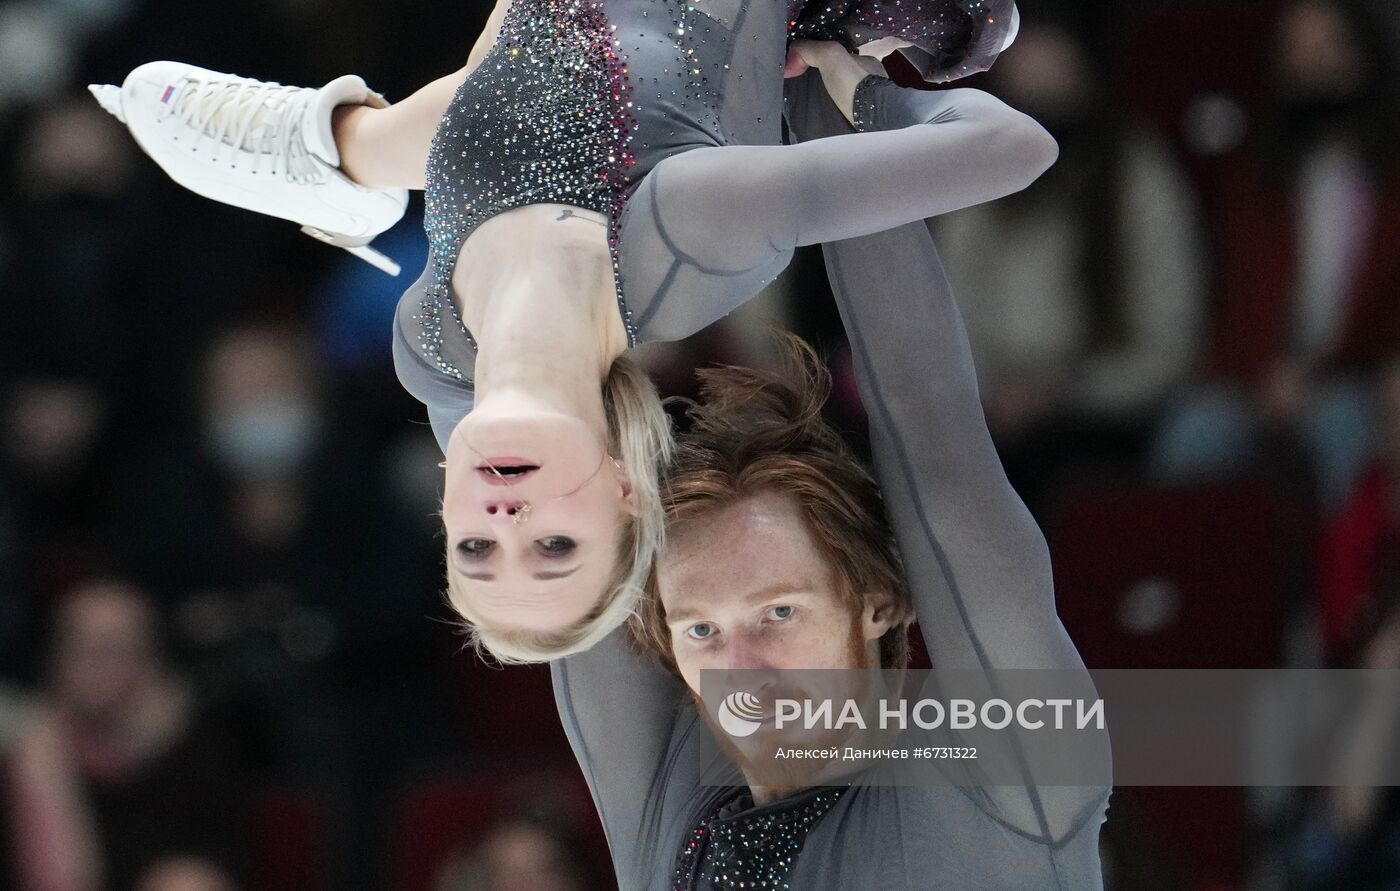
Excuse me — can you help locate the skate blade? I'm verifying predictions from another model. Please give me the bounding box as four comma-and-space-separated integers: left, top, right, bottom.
301, 225, 401, 276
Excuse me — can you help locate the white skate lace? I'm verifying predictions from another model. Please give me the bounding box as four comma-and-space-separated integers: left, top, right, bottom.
166, 76, 324, 182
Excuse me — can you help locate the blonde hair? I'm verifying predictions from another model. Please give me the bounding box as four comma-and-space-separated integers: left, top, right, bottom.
446, 354, 672, 663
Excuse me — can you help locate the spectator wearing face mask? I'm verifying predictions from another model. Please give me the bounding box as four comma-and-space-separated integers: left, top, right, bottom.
114, 321, 391, 629
109, 321, 377, 785
113, 322, 351, 592
110, 322, 455, 880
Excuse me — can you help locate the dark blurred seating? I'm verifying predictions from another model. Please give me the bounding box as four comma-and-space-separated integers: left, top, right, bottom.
1049, 477, 1305, 890
244, 786, 332, 891
447, 660, 571, 758
1101, 786, 1248, 891
1049, 480, 1294, 670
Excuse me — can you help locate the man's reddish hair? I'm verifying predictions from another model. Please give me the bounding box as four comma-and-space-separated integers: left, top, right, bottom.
628, 333, 914, 672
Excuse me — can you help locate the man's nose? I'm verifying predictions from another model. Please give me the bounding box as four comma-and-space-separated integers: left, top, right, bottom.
724, 637, 776, 673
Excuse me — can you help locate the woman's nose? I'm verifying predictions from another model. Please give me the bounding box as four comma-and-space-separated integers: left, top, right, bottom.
484, 500, 528, 520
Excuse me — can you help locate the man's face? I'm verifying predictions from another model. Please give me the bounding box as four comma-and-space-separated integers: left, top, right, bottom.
657, 490, 892, 690
656, 491, 896, 780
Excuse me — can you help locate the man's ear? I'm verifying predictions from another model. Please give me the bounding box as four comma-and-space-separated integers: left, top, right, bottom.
861, 587, 901, 641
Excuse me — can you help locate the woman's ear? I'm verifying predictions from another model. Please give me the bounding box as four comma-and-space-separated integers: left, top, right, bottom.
613, 458, 641, 517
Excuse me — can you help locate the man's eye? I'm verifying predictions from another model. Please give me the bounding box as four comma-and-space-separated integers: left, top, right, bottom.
537, 536, 576, 556
767, 605, 794, 621
458, 538, 494, 557
687, 623, 715, 640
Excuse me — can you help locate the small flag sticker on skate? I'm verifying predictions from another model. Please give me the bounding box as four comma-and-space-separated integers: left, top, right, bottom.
161, 85, 174, 103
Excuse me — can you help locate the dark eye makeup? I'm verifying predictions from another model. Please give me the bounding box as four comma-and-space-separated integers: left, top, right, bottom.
456, 537, 577, 561
537, 536, 576, 557
458, 538, 494, 557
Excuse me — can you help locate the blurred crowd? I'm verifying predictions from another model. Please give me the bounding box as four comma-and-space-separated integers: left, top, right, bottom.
1, 0, 1398, 888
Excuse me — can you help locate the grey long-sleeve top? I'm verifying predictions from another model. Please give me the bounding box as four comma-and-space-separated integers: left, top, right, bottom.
549, 71, 1113, 890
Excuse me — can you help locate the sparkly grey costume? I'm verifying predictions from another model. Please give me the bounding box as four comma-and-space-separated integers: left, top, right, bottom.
391, 0, 1021, 449
389, 0, 1112, 886
550, 72, 1113, 891
546, 71, 1114, 891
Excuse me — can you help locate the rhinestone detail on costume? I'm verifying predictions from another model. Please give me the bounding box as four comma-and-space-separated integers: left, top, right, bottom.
851, 72, 883, 131
673, 786, 848, 890
787, 0, 1010, 84
417, 0, 639, 380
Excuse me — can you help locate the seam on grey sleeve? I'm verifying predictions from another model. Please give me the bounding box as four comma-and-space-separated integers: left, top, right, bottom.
825, 248, 1063, 875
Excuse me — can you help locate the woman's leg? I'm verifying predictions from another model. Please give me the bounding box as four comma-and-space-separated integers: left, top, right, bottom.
339, 0, 511, 190
334, 65, 471, 190
91, 59, 478, 270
